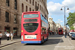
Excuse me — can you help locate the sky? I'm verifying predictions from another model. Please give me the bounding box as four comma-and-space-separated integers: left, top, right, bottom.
47, 0, 75, 26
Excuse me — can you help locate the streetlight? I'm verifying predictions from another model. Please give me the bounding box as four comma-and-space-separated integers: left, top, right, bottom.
60, 6, 69, 30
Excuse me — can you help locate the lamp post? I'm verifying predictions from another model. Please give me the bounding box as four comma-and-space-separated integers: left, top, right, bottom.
61, 6, 69, 30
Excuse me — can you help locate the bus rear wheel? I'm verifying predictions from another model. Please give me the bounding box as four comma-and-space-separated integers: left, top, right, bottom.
41, 37, 44, 44
46, 36, 48, 41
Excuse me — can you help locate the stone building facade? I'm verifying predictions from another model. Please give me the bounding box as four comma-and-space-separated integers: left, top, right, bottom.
48, 17, 56, 33
56, 23, 62, 30
0, 0, 21, 37
19, 0, 48, 19
56, 23, 62, 34
0, 0, 48, 37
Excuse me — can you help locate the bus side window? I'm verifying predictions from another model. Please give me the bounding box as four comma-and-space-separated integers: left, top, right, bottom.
44, 29, 46, 34
41, 21, 42, 27
42, 28, 46, 34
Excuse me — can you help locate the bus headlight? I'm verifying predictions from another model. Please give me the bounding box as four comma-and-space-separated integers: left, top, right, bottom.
21, 35, 23, 41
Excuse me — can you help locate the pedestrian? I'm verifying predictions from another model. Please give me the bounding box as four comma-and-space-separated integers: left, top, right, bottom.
49, 30, 51, 35
48, 27, 51, 35
6, 31, 10, 41
64, 30, 67, 38
0, 31, 2, 45
10, 32, 13, 41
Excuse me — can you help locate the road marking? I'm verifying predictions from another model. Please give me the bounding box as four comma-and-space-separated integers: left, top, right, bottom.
54, 36, 63, 50
54, 36, 75, 50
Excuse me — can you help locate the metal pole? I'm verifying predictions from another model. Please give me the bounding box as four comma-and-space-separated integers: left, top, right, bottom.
64, 6, 66, 30
61, 6, 69, 34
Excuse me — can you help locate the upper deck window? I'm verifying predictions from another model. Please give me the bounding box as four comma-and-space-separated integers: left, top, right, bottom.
24, 14, 38, 18
41, 14, 48, 24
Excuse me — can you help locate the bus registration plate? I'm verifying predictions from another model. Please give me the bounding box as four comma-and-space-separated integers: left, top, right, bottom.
25, 35, 36, 39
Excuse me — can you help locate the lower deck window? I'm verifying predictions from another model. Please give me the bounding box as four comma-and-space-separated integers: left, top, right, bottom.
23, 23, 38, 32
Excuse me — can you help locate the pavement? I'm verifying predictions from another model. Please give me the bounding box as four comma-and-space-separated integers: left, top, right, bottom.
54, 35, 75, 50
0, 38, 21, 48
0, 34, 75, 50
1, 34, 63, 50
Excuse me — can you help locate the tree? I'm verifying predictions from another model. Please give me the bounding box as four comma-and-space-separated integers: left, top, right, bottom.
67, 12, 75, 29
70, 26, 74, 30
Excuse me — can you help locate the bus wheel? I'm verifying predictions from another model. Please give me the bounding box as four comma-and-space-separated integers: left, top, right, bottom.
41, 37, 44, 44
46, 36, 48, 41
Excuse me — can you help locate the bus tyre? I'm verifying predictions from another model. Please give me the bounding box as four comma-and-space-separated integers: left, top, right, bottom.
41, 37, 44, 44
46, 36, 48, 41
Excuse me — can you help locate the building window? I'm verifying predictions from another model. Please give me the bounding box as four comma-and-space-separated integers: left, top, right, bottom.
0, 26, 2, 30
13, 28, 17, 36
30, 0, 31, 4
40, 5, 41, 10
26, 6, 28, 12
32, 0, 34, 5
29, 7, 31, 11
32, 9, 34, 11
14, 14, 17, 24
14, 0, 17, 10
6, 0, 9, 6
22, 3, 24, 12
5, 12, 9, 22
35, 2, 38, 11
35, 2, 37, 6
26, 0, 28, 2
0, 9, 1, 20
38, 4, 39, 9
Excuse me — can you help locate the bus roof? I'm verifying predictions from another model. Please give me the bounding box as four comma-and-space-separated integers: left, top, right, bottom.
22, 11, 40, 14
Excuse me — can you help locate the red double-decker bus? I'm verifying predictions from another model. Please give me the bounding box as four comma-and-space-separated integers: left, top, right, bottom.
21, 11, 49, 44
58, 28, 63, 35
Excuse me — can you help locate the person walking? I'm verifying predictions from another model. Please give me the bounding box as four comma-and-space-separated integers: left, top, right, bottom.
10, 32, 13, 41
48, 27, 51, 35
49, 30, 51, 35
6, 31, 10, 41
0, 31, 2, 45
65, 30, 67, 38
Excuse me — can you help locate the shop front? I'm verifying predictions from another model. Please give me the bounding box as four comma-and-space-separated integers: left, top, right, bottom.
13, 28, 17, 36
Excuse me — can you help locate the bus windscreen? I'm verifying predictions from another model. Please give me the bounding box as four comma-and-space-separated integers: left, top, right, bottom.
59, 30, 62, 32
23, 14, 38, 18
